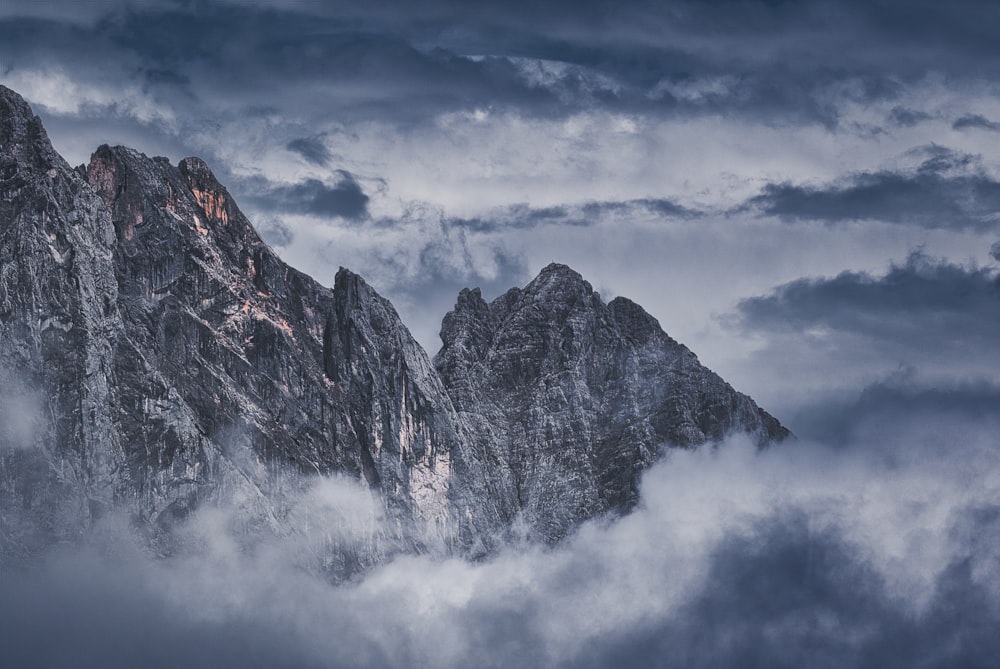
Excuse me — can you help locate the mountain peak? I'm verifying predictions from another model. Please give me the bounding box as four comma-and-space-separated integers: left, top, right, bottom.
435, 265, 791, 544
2, 84, 790, 565
538, 261, 580, 277
0, 84, 35, 127
1, 85, 60, 169
531, 262, 590, 289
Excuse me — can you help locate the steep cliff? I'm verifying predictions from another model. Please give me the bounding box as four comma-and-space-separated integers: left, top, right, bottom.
0, 85, 125, 556
1, 86, 462, 570
436, 264, 790, 545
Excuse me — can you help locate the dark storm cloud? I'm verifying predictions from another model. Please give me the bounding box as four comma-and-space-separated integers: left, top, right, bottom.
579, 197, 702, 219
789, 373, 1000, 444
734, 250, 1000, 353
748, 147, 1000, 230
287, 137, 332, 166
447, 198, 700, 234
952, 113, 1000, 132
3, 0, 999, 130
887, 106, 932, 128
247, 171, 370, 220
89, 5, 562, 122
448, 205, 576, 233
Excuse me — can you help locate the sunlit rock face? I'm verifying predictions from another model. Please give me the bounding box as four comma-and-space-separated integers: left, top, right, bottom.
435, 265, 790, 547
0, 85, 788, 568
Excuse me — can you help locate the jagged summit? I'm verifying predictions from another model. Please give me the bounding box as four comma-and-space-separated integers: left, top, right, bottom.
1, 85, 789, 564
534, 261, 586, 282
436, 262, 790, 544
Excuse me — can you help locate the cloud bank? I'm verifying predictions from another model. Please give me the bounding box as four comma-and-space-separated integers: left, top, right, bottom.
3, 397, 998, 668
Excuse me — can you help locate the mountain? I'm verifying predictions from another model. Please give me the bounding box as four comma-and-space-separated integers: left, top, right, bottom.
436, 266, 789, 548
1, 86, 464, 571
0, 85, 788, 566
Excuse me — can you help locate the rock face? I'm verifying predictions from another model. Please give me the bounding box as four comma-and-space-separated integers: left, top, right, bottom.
435, 266, 790, 546
0, 85, 788, 565
0, 84, 123, 556
1, 86, 463, 571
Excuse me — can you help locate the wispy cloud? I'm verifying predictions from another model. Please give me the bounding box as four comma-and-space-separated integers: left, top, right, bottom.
746, 147, 1000, 231
953, 113, 1000, 132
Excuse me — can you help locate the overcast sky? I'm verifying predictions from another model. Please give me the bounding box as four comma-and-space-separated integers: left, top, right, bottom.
2, 3, 999, 665
2, 0, 998, 416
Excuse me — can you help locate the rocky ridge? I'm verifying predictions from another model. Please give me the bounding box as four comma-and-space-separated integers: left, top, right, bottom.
0, 85, 788, 566
435, 265, 789, 547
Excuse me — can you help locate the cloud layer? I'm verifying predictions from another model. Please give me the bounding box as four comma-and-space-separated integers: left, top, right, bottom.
3, 402, 998, 668
749, 147, 1000, 231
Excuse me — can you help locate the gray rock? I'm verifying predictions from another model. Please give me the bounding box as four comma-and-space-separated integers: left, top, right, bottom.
435, 263, 790, 546
1, 86, 462, 572
1, 85, 789, 567
1, 84, 122, 556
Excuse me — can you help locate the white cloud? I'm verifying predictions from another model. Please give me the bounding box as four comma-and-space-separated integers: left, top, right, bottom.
3, 68, 176, 128
4, 409, 999, 667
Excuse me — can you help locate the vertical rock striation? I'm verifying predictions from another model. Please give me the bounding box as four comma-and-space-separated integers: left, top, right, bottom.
0, 85, 123, 555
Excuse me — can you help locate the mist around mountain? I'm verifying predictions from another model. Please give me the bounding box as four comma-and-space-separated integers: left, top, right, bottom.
2, 417, 997, 668
2, 77, 999, 669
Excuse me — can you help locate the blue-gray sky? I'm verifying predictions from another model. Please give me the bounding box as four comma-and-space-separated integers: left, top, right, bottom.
2, 2, 998, 666
2, 0, 997, 399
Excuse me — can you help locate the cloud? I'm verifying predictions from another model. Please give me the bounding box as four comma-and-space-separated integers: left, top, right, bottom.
788, 370, 1000, 444
733, 250, 1000, 352
441, 197, 700, 234
582, 197, 702, 219
248, 172, 370, 220
747, 147, 1000, 230
1, 67, 176, 126
952, 113, 1000, 131
447, 204, 578, 233
887, 105, 932, 127
4, 0, 999, 138
287, 137, 332, 166
2, 400, 999, 668
0, 369, 44, 450
256, 216, 295, 248
719, 249, 1000, 418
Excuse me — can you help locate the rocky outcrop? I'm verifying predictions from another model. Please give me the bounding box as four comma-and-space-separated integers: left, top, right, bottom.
1, 86, 462, 571
1, 85, 788, 566
85, 143, 463, 552
435, 264, 790, 545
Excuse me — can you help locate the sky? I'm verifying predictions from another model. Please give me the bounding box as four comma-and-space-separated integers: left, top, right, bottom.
2, 0, 998, 417
1, 1, 999, 667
